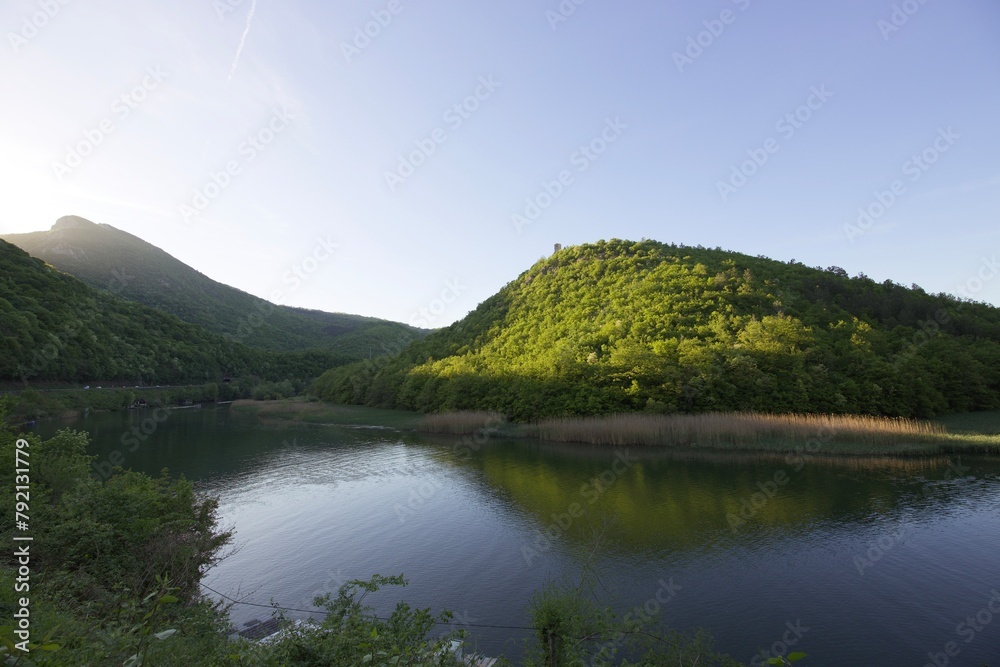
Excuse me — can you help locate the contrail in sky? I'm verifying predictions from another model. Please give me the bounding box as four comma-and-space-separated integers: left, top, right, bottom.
227, 0, 257, 82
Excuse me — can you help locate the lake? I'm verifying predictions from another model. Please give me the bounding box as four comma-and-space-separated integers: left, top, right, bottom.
32, 405, 1000, 666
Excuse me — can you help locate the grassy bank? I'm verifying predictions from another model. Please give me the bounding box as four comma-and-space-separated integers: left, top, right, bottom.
231, 397, 426, 429
419, 410, 506, 434
937, 410, 1000, 435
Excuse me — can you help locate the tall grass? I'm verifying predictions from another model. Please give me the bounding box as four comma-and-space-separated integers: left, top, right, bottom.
418, 411, 506, 435
524, 412, 947, 450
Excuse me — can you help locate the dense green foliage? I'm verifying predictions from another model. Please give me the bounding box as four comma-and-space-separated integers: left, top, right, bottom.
0, 405, 234, 665
0, 237, 352, 385
6, 382, 258, 423
315, 239, 1000, 419
239, 574, 465, 667
2, 216, 425, 356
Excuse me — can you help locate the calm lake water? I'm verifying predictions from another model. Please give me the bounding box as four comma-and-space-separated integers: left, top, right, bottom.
32, 406, 1000, 666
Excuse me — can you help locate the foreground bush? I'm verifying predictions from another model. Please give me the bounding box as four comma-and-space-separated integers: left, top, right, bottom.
233, 574, 464, 667
523, 580, 744, 667
0, 403, 234, 665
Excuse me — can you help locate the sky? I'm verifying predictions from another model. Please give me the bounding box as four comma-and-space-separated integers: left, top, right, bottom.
1, 0, 999, 327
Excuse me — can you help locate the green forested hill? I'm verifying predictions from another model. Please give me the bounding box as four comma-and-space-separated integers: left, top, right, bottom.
1, 216, 424, 356
314, 239, 1000, 419
0, 238, 337, 384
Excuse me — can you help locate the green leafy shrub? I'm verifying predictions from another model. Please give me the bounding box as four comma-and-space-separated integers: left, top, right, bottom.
235, 574, 463, 667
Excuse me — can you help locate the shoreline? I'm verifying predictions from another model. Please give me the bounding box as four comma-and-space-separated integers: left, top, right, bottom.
235, 398, 1000, 459
17, 393, 999, 459
2, 382, 230, 425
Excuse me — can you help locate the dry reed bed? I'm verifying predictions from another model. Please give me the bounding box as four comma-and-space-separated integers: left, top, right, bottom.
523, 412, 947, 449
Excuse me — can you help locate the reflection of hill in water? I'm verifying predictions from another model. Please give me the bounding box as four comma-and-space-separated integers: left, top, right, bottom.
423, 435, 1000, 552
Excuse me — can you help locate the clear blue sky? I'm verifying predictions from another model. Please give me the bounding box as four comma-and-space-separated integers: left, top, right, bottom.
2, 0, 998, 326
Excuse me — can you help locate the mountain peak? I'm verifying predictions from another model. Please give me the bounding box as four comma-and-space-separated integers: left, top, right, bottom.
53, 215, 99, 230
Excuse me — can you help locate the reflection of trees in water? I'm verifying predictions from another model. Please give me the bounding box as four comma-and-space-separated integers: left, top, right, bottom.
435, 437, 1000, 551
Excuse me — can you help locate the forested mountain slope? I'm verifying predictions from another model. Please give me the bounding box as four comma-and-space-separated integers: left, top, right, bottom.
0, 239, 334, 384
2, 216, 424, 356
314, 239, 1000, 419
